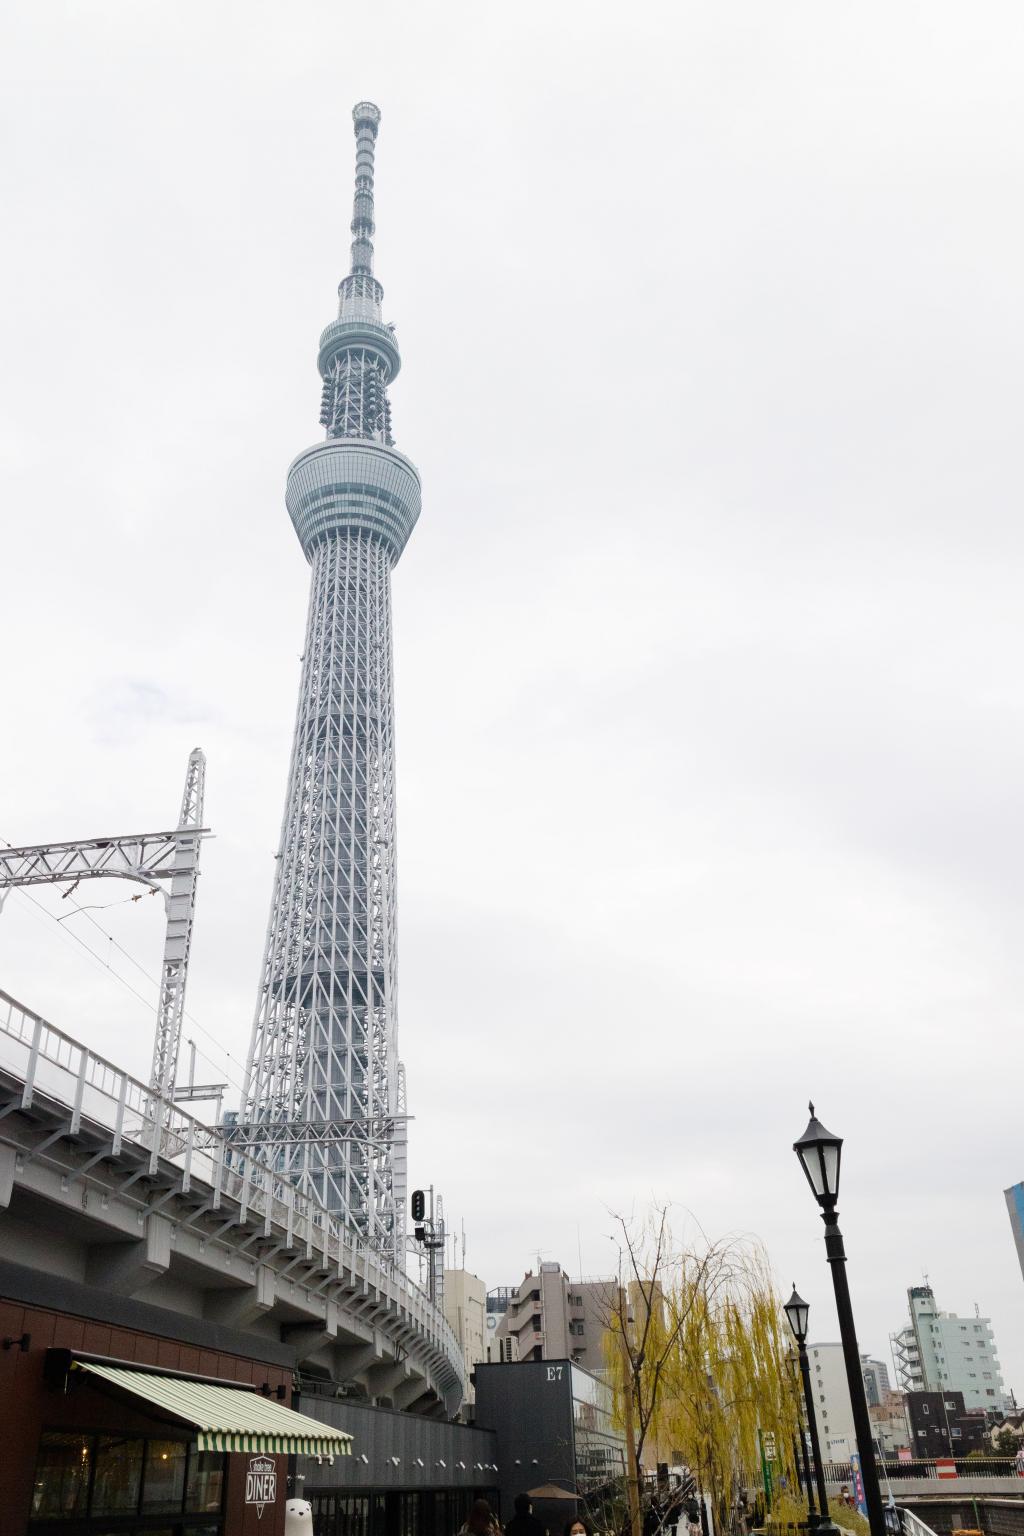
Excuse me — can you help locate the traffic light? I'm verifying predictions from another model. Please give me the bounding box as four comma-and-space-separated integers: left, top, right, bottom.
411, 1189, 425, 1221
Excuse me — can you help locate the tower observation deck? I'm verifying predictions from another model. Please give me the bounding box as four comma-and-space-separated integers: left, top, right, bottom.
242, 103, 418, 1258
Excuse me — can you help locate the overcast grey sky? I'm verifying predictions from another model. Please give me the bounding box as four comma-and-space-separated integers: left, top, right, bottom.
3, 1, 1024, 1394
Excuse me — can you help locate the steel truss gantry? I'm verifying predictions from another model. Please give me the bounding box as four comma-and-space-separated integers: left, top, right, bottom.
0, 748, 208, 1102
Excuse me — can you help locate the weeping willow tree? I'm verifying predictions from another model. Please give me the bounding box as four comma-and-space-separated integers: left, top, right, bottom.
604, 1208, 800, 1536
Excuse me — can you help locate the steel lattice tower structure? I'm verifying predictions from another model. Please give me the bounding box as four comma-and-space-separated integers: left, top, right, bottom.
242, 103, 418, 1257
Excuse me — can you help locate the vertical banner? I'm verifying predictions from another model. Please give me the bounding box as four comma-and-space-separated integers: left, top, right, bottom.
849, 1453, 867, 1516
758, 1430, 776, 1509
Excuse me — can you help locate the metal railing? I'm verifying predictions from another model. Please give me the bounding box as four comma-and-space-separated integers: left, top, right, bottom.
0, 987, 464, 1388
822, 1458, 1023, 1484
900, 1512, 940, 1536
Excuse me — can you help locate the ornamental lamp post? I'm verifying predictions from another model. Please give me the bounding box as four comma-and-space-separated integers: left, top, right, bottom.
784, 1287, 835, 1535
794, 1105, 886, 1536
785, 1345, 818, 1527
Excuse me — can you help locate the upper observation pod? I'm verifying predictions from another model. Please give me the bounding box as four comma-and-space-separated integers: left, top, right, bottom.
287, 102, 421, 565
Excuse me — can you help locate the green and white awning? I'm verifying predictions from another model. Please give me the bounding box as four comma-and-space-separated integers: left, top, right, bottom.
71, 1361, 353, 1458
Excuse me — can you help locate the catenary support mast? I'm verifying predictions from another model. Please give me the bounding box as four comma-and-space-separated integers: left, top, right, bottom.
242, 104, 418, 1258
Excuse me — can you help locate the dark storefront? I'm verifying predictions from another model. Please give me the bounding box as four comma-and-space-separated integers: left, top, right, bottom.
473, 1360, 626, 1528
0, 1277, 501, 1536
297, 1395, 499, 1536
0, 1292, 320, 1536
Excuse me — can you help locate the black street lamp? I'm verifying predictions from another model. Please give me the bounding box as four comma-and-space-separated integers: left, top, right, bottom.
785, 1345, 818, 1527
794, 1104, 886, 1536
784, 1286, 836, 1536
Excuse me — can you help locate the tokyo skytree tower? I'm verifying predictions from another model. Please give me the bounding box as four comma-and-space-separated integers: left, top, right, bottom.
242, 103, 418, 1256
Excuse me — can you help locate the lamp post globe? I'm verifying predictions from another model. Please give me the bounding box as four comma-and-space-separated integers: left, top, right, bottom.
793, 1105, 886, 1536
783, 1286, 810, 1344
794, 1103, 842, 1205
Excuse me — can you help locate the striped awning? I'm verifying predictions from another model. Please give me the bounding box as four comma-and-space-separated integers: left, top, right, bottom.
71, 1361, 353, 1458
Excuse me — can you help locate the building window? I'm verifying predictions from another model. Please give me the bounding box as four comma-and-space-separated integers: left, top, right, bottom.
30, 1433, 92, 1519
91, 1437, 145, 1516
30, 1434, 223, 1524
944, 1402, 956, 1411
142, 1440, 188, 1513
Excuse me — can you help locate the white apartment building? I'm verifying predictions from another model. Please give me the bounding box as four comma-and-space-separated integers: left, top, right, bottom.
894, 1286, 1013, 1414
806, 1347, 900, 1461
443, 1268, 488, 1406
807, 1342, 858, 1461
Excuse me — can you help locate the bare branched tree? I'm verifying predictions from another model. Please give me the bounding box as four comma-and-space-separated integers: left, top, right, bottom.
602, 1205, 799, 1536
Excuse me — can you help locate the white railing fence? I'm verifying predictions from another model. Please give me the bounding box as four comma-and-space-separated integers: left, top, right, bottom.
0, 987, 464, 1387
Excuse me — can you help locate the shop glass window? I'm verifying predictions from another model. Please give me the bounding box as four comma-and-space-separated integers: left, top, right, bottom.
402, 1492, 420, 1536
91, 1434, 145, 1515
141, 1438, 188, 1512
30, 1432, 92, 1519
186, 1446, 226, 1513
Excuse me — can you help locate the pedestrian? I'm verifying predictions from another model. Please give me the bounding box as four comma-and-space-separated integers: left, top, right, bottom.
506, 1496, 547, 1536
563, 1518, 591, 1536
643, 1499, 665, 1536
460, 1499, 500, 1536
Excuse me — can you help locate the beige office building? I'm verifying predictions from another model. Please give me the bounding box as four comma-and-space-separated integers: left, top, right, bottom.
492, 1263, 617, 1376
444, 1269, 488, 1406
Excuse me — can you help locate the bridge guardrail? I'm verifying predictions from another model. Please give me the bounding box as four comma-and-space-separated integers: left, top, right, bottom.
0, 987, 465, 1391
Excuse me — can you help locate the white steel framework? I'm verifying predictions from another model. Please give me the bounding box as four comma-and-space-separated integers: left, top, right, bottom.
0, 748, 207, 1103
243, 104, 419, 1259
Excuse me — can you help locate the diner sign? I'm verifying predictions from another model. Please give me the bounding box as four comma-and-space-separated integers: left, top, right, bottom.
246, 1454, 278, 1518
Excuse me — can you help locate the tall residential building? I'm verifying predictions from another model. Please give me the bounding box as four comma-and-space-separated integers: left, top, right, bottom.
1005, 1182, 1024, 1282
492, 1264, 617, 1375
444, 1269, 488, 1406
862, 1356, 891, 1407
891, 1285, 1012, 1414
241, 104, 420, 1257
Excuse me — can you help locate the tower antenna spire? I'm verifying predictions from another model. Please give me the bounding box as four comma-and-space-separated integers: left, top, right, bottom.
349, 101, 381, 277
